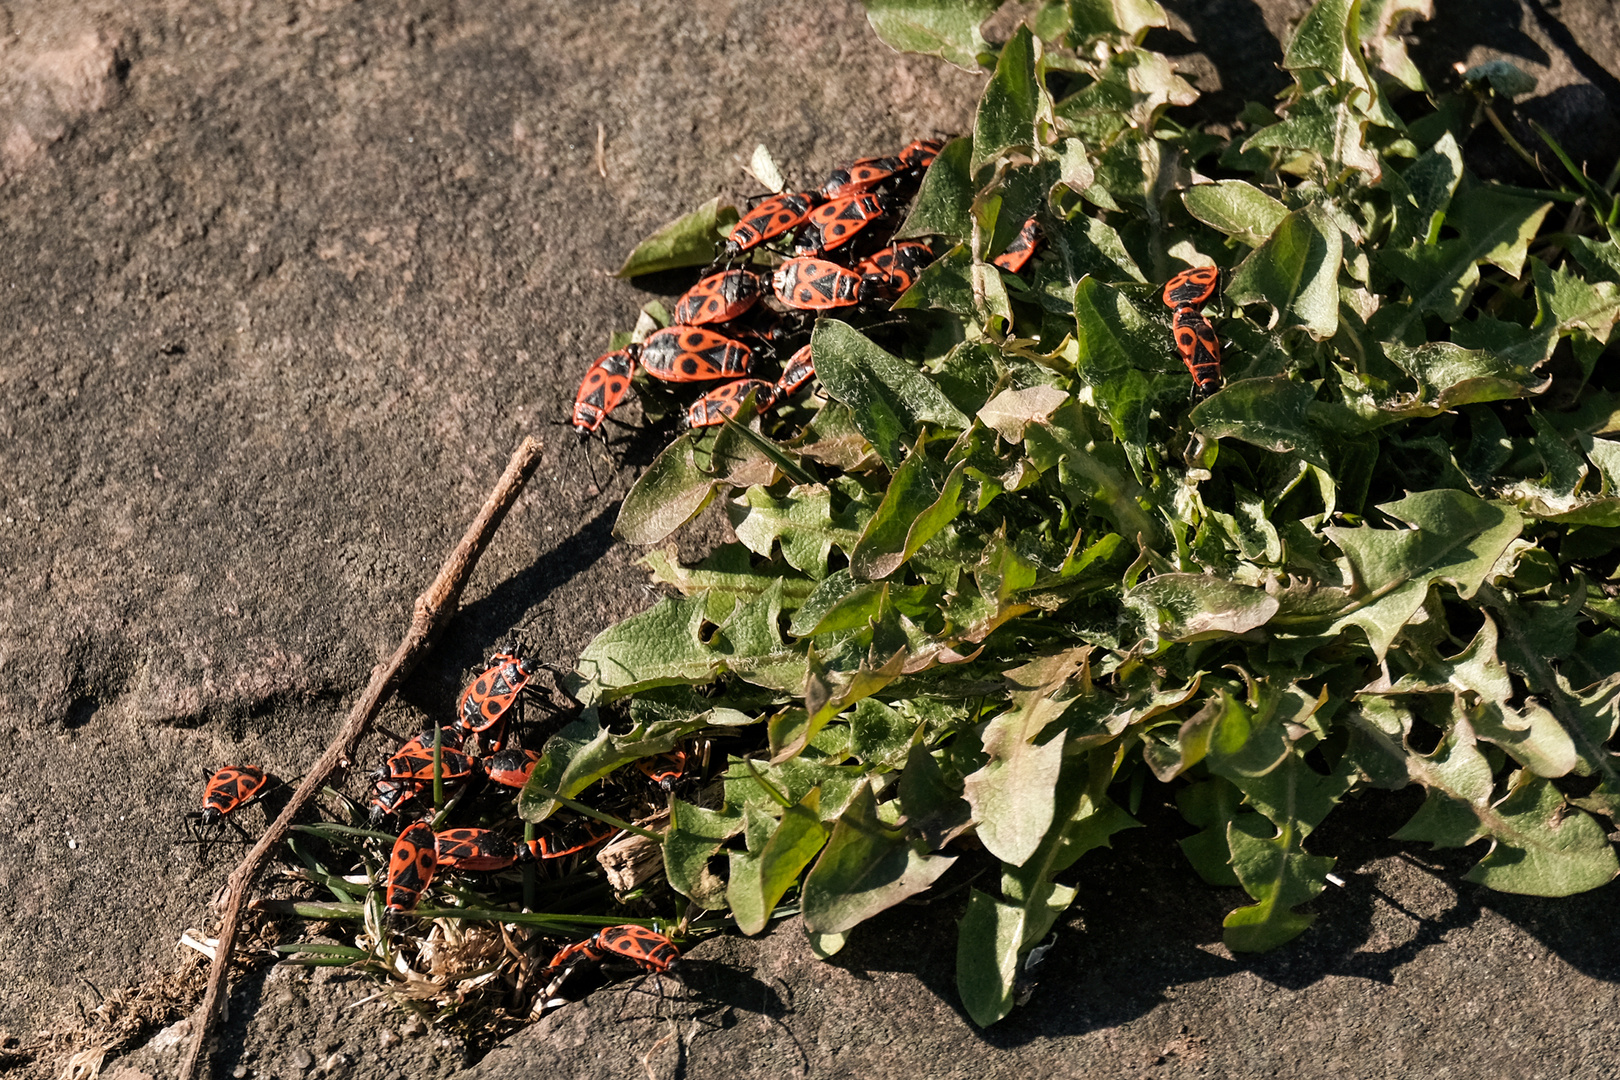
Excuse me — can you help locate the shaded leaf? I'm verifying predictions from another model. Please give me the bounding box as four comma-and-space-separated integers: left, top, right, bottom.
801, 781, 957, 934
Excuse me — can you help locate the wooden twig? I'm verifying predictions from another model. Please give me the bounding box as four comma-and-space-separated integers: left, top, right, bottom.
178, 435, 545, 1080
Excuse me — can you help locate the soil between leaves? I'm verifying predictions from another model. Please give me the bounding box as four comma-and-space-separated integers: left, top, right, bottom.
0, 1, 1617, 1078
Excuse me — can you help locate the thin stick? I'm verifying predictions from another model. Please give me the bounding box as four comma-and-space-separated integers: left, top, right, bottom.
178, 436, 545, 1080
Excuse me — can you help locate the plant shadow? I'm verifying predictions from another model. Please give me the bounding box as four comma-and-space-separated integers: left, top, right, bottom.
815, 782, 1618, 1047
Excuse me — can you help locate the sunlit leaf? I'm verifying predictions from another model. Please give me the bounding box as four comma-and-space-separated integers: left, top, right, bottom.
863, 0, 1000, 71
1226, 202, 1343, 340
973, 25, 1046, 176
614, 196, 739, 277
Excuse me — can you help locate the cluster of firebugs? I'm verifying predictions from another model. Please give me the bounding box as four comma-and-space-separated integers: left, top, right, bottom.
567, 136, 1225, 439
188, 140, 1230, 1009
189, 651, 685, 999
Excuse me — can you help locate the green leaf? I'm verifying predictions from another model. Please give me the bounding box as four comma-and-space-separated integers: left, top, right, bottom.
801, 781, 957, 934
849, 447, 969, 580
614, 196, 739, 278
1222, 813, 1336, 952
897, 137, 976, 243
518, 712, 711, 821
1463, 59, 1538, 99
961, 748, 1137, 1025
863, 0, 999, 71
1378, 184, 1552, 331
894, 244, 1014, 328
1126, 573, 1280, 642
1320, 490, 1522, 658
1226, 202, 1343, 340
956, 888, 1027, 1026
1181, 181, 1288, 247
1175, 775, 1244, 885
1360, 0, 1434, 91
1242, 86, 1379, 179
1190, 377, 1330, 465
1070, 277, 1158, 454
1283, 0, 1372, 96
730, 484, 861, 579
665, 799, 744, 910
899, 740, 974, 846
1465, 774, 1618, 896
1388, 131, 1462, 246
962, 649, 1090, 865
1382, 340, 1545, 408
973, 25, 1045, 175
811, 320, 972, 470
615, 432, 717, 546
573, 596, 721, 704
1066, 0, 1167, 43
1534, 258, 1620, 345
1386, 718, 1495, 848
728, 788, 831, 935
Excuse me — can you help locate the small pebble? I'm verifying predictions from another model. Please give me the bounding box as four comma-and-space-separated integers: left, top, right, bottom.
378, 1029, 401, 1049
399, 1018, 426, 1039
321, 1052, 352, 1075
232, 1065, 250, 1079
67, 838, 78, 850
148, 1018, 192, 1053
289, 1047, 313, 1071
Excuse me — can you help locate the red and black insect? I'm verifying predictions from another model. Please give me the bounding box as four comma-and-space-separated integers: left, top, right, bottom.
857, 240, 933, 296
686, 379, 777, 428
720, 191, 823, 259
434, 828, 519, 871
774, 257, 866, 311
823, 155, 903, 198
392, 724, 466, 759
1172, 305, 1223, 396
793, 192, 891, 254
896, 137, 946, 172
1162, 266, 1218, 309
369, 777, 423, 825
483, 747, 541, 790
193, 765, 270, 827
991, 217, 1040, 273
381, 745, 477, 785
672, 269, 763, 326
571, 347, 639, 436
639, 326, 754, 382
773, 344, 816, 400
545, 924, 681, 975
385, 821, 437, 913
636, 749, 690, 791
520, 819, 616, 861
455, 652, 533, 750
